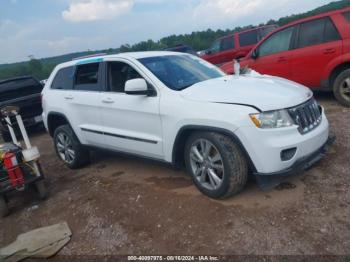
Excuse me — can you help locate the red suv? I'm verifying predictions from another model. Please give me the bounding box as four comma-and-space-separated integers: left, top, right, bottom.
221, 7, 350, 107
200, 25, 278, 66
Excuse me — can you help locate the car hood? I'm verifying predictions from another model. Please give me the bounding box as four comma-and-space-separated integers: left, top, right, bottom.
180, 74, 313, 112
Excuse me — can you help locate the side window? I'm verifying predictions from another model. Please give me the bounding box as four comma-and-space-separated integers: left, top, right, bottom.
210, 40, 221, 54
324, 18, 341, 42
342, 11, 350, 22
220, 37, 235, 51
239, 30, 258, 47
297, 17, 340, 48
108, 62, 142, 93
74, 63, 101, 91
258, 26, 294, 57
298, 18, 325, 48
51, 66, 74, 90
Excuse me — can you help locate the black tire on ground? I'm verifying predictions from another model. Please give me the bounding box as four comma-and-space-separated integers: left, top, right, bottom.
35, 180, 49, 200
333, 69, 350, 107
184, 132, 248, 199
0, 195, 10, 217
53, 125, 90, 169
0, 130, 12, 143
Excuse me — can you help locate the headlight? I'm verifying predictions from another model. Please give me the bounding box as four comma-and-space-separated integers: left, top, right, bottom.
249, 109, 294, 129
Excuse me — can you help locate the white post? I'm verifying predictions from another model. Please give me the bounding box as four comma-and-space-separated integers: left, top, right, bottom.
234, 59, 240, 77
5, 116, 20, 146
15, 114, 32, 149
15, 114, 41, 177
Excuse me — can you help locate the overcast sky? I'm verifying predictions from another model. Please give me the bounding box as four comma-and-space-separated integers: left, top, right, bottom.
0, 0, 333, 64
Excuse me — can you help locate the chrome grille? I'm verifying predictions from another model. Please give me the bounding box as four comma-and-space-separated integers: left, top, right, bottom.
288, 99, 322, 134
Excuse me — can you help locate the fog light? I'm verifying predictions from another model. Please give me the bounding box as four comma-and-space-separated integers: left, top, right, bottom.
281, 148, 297, 161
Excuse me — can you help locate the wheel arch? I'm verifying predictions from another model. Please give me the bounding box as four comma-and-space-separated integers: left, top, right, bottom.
47, 112, 73, 137
171, 125, 257, 173
328, 61, 350, 89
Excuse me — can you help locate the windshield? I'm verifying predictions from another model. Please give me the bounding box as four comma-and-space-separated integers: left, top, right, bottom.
138, 55, 225, 91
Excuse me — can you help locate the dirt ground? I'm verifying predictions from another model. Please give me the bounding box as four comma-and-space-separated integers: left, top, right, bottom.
0, 93, 349, 258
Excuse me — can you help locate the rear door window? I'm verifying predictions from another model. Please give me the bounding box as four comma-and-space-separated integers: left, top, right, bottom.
258, 26, 295, 57
51, 66, 74, 90
324, 18, 341, 42
74, 63, 102, 91
239, 30, 258, 47
220, 37, 235, 51
342, 11, 350, 22
297, 17, 340, 48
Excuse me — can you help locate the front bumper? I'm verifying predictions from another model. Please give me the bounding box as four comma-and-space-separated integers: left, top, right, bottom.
235, 110, 330, 174
255, 135, 335, 176
254, 135, 335, 190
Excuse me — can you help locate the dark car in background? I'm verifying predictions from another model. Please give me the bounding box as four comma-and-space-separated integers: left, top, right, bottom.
165, 44, 197, 55
0, 76, 44, 141
200, 25, 278, 66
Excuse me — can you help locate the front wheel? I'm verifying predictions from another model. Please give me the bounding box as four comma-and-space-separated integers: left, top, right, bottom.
333, 69, 350, 107
54, 125, 90, 169
184, 132, 248, 199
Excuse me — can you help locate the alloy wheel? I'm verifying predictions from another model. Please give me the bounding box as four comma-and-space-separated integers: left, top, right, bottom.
340, 77, 350, 102
189, 139, 224, 191
56, 132, 75, 164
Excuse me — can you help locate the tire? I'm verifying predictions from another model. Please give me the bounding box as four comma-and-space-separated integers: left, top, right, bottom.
333, 69, 350, 107
184, 132, 248, 199
35, 180, 49, 200
0, 130, 12, 143
0, 196, 10, 217
53, 125, 90, 169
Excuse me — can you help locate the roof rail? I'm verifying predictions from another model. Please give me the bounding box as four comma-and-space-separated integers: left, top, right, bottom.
72, 53, 107, 61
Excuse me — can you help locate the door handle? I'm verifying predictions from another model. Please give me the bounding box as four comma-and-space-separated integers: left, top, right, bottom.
102, 98, 115, 104
64, 95, 73, 100
277, 57, 287, 62
324, 48, 336, 54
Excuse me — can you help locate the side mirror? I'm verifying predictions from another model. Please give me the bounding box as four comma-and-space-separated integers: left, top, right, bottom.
125, 78, 153, 96
251, 49, 259, 60
205, 49, 212, 55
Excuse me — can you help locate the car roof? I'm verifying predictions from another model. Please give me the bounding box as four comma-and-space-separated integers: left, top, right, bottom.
218, 24, 277, 40
274, 6, 350, 32
56, 51, 186, 70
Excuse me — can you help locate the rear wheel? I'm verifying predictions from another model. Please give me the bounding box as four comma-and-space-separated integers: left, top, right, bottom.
333, 69, 350, 107
184, 132, 248, 199
0, 196, 10, 217
54, 125, 90, 169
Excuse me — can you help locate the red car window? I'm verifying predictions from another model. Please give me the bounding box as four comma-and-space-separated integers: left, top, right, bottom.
258, 26, 294, 57
239, 30, 258, 47
342, 11, 350, 22
220, 37, 235, 51
297, 17, 340, 48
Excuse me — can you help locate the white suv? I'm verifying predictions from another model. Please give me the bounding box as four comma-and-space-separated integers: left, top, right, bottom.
42, 52, 332, 199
